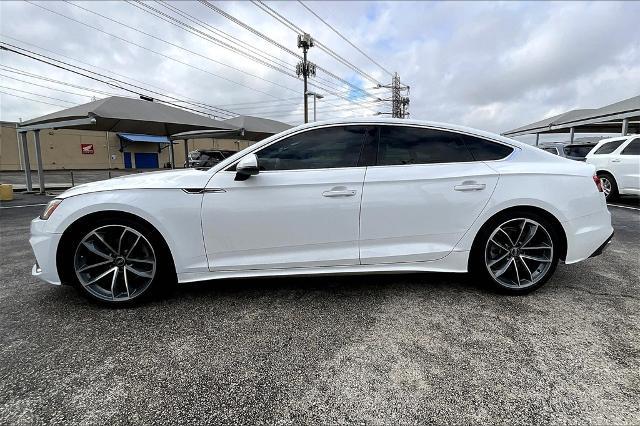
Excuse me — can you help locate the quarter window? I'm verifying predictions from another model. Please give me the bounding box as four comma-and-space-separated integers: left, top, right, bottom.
542, 147, 559, 155
255, 126, 369, 171
377, 126, 473, 165
459, 135, 514, 161
594, 140, 625, 155
621, 139, 640, 155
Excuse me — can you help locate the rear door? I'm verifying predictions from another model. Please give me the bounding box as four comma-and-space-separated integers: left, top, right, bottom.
617, 138, 640, 192
359, 125, 511, 264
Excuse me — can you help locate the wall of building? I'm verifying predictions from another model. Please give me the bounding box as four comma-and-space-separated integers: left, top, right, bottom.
0, 122, 255, 170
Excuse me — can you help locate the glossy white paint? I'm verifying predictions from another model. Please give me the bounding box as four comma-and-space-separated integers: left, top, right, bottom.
587, 135, 640, 195
30, 118, 614, 287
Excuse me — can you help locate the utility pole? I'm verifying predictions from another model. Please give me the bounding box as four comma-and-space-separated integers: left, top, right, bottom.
296, 33, 316, 123
380, 72, 410, 118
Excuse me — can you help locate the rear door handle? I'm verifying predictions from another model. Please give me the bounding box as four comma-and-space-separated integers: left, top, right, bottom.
454, 182, 486, 191
611, 159, 621, 163
322, 187, 357, 197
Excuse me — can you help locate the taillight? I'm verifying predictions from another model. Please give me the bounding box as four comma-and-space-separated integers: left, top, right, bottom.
593, 175, 603, 192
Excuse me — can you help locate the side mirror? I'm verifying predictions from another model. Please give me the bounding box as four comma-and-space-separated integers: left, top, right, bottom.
235, 153, 259, 181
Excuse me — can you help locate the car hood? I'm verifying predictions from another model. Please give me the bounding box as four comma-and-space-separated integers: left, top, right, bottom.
58, 168, 212, 199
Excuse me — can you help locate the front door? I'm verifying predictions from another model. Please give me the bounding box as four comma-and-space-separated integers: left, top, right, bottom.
359, 125, 508, 263
201, 125, 374, 271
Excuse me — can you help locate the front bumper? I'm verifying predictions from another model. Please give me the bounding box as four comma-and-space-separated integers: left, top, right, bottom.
29, 218, 62, 285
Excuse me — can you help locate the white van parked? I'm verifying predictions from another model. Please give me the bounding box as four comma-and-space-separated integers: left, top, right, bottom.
586, 135, 640, 200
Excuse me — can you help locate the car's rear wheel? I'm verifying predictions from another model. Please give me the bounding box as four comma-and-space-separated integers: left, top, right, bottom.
472, 212, 560, 294
65, 217, 174, 305
597, 172, 618, 201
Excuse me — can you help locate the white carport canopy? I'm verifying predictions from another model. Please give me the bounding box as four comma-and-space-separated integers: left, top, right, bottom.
502, 95, 640, 144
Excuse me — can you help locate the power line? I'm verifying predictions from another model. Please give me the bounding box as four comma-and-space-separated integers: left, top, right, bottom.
0, 89, 73, 108
0, 72, 107, 99
1, 33, 238, 114
0, 84, 77, 104
297, 1, 394, 78
199, 0, 380, 102
252, 1, 383, 85
23, 0, 269, 114
0, 43, 237, 118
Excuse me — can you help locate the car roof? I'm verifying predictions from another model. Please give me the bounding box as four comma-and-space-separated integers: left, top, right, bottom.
285, 117, 526, 149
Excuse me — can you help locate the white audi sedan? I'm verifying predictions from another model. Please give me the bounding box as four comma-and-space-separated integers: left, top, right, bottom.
31, 118, 614, 305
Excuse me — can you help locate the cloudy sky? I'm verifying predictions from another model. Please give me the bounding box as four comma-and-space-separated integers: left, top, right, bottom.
1, 1, 639, 142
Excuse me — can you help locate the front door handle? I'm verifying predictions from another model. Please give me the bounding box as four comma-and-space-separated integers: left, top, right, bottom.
322, 187, 357, 197
454, 181, 486, 191
611, 159, 621, 163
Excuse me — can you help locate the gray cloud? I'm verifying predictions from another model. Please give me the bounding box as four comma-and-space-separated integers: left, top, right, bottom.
1, 0, 638, 138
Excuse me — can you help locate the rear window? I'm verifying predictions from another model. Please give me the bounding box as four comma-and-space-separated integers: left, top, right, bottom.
593, 140, 625, 155
563, 145, 594, 157
621, 139, 640, 155
459, 135, 514, 161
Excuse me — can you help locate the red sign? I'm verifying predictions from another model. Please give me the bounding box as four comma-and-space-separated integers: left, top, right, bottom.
81, 144, 94, 154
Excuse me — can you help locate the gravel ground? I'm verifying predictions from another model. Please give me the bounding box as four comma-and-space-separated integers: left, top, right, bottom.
1, 194, 639, 424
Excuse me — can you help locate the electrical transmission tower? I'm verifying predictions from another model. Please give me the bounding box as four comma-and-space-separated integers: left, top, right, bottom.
380, 72, 410, 118
296, 33, 316, 123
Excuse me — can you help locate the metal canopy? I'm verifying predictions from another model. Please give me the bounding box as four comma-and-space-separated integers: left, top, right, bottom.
118, 133, 171, 144
19, 96, 235, 135
503, 95, 640, 137
222, 115, 292, 141
17, 96, 237, 192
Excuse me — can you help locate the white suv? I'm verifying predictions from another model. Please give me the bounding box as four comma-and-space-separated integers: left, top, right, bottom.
586, 135, 640, 200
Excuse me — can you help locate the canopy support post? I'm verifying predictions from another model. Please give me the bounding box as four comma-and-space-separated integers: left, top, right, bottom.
535, 133, 539, 147
569, 127, 575, 143
622, 118, 629, 136
33, 130, 45, 195
19, 131, 33, 193
183, 139, 189, 168
168, 141, 175, 169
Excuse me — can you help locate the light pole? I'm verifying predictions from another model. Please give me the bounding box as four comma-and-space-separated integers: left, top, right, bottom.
306, 91, 324, 122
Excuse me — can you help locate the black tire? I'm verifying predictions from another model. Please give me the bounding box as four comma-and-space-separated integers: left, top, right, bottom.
470, 210, 561, 294
60, 216, 176, 306
597, 172, 618, 201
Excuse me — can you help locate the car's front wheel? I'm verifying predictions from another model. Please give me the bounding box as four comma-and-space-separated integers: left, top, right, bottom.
64, 217, 174, 305
472, 212, 560, 293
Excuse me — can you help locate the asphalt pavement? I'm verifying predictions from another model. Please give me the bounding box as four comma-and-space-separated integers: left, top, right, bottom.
1, 194, 639, 424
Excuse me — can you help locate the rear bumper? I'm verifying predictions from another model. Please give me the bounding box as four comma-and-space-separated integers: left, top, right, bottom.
29, 218, 62, 285
589, 231, 614, 258
563, 209, 614, 264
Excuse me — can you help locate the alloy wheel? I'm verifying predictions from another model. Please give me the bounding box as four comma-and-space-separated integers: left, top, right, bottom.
484, 218, 553, 289
600, 176, 612, 198
74, 225, 156, 302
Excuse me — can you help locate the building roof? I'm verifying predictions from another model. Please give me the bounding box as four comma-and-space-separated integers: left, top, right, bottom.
19, 96, 235, 135
503, 95, 640, 136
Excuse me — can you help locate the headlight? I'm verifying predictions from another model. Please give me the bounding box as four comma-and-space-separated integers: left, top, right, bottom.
40, 199, 62, 220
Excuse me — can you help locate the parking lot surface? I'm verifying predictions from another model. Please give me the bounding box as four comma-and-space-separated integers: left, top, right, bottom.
1, 194, 639, 424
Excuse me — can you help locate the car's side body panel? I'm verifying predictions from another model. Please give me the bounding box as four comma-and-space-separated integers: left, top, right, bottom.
359, 161, 499, 263
201, 168, 366, 271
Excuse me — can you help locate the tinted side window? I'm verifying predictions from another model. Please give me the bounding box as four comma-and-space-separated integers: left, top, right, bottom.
256, 126, 367, 171
460, 134, 514, 161
594, 140, 625, 155
542, 147, 559, 155
378, 126, 473, 165
621, 139, 640, 155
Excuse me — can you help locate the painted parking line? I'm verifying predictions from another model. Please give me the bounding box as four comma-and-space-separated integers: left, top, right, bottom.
608, 204, 640, 211
0, 203, 47, 209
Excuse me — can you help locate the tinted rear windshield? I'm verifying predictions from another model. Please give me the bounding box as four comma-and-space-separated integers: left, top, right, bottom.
563, 145, 594, 157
